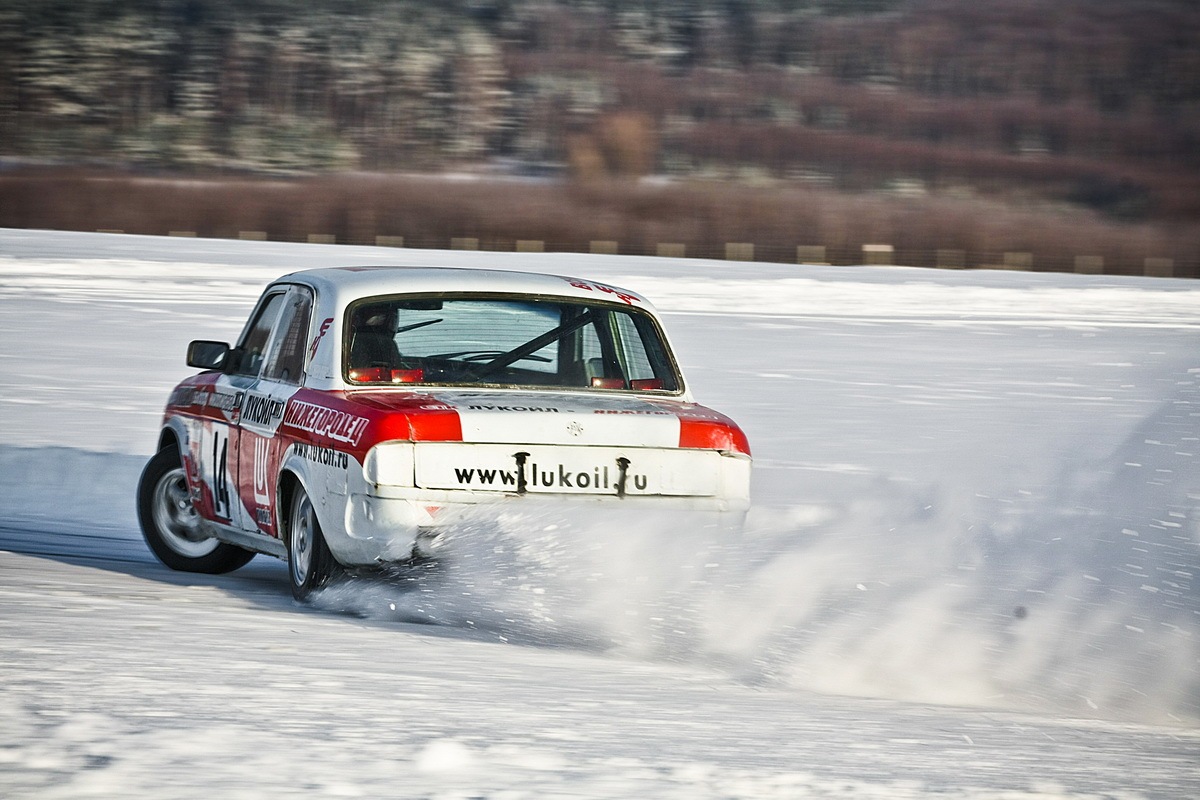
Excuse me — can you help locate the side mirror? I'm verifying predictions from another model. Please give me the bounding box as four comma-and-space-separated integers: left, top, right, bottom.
187, 340, 231, 370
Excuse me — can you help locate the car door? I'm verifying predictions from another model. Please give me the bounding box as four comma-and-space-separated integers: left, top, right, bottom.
232, 285, 314, 537
190, 288, 289, 533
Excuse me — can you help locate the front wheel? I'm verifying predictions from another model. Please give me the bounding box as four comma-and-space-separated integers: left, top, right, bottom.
287, 484, 341, 601
137, 445, 255, 574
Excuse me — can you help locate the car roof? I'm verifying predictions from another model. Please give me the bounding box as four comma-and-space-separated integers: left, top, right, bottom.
272, 266, 655, 310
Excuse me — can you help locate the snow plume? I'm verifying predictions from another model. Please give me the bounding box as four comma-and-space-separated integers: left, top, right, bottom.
315, 504, 747, 654
315, 367, 1200, 724
315, 431, 1197, 724
739, 468, 1197, 723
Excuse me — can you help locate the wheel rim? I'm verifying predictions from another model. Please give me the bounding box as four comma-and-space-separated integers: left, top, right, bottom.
289, 491, 314, 588
152, 467, 219, 558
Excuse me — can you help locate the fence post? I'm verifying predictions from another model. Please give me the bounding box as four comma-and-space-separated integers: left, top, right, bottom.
516, 240, 544, 253
589, 240, 618, 255
862, 243, 893, 265
239, 231, 267, 241
656, 243, 686, 258
725, 242, 754, 261
375, 235, 404, 248
451, 237, 479, 251
307, 233, 335, 244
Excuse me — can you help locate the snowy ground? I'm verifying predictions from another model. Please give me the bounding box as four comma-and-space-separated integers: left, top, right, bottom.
1, 228, 1198, 797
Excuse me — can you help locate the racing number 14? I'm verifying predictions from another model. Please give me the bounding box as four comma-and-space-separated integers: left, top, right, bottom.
211, 428, 231, 520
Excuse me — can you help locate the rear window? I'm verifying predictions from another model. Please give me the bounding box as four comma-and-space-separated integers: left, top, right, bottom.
342, 294, 680, 392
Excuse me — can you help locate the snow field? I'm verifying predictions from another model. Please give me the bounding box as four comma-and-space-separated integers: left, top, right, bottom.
1, 232, 1197, 721
1, 229, 1198, 797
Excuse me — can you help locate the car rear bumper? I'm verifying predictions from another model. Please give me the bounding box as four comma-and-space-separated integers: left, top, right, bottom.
322, 441, 751, 566
327, 485, 750, 567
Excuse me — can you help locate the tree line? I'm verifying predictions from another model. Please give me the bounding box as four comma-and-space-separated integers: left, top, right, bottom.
2, 0, 1198, 225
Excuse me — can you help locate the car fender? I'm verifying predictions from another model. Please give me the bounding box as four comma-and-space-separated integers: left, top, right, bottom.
277, 443, 321, 529
160, 415, 200, 495
277, 440, 360, 562
159, 415, 191, 454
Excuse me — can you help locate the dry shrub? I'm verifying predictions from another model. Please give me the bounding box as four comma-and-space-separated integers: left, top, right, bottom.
566, 113, 660, 180
566, 135, 607, 181
596, 113, 659, 178
0, 168, 1195, 277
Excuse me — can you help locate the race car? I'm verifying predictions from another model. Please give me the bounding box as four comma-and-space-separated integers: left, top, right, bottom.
137, 266, 751, 600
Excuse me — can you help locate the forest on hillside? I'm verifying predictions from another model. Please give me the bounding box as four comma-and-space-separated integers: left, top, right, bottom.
2, 0, 1199, 273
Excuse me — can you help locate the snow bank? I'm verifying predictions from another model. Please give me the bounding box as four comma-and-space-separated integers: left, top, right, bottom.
0, 446, 142, 536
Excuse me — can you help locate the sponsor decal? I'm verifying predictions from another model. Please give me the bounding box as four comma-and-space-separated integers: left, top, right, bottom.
308, 317, 333, 360
563, 278, 641, 306
255, 506, 272, 526
252, 437, 271, 506
170, 386, 242, 414
241, 393, 286, 429
242, 393, 286, 428
451, 458, 647, 494
454, 466, 518, 487
467, 404, 559, 413
169, 386, 205, 408
294, 442, 351, 470
594, 409, 672, 415
207, 391, 242, 414
283, 400, 370, 445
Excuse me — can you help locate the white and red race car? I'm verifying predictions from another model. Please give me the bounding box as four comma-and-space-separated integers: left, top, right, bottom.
138, 267, 751, 599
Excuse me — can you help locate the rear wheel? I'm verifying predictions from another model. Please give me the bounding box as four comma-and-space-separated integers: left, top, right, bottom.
137, 445, 255, 574
287, 484, 340, 601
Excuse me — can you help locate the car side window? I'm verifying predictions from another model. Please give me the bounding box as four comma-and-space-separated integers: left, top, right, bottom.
231, 292, 286, 377
264, 288, 314, 384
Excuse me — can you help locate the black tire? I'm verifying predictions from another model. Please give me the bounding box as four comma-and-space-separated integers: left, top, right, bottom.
137, 445, 256, 574
286, 483, 341, 601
